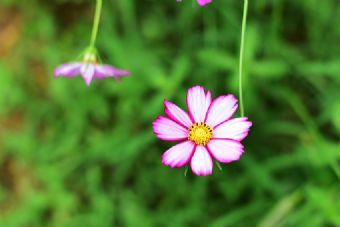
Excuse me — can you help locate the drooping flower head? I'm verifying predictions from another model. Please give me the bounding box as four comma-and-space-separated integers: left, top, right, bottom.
55, 50, 129, 86
152, 86, 252, 176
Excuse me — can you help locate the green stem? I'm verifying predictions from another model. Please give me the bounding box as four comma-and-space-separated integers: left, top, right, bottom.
238, 0, 248, 117
90, 0, 103, 47
184, 166, 189, 176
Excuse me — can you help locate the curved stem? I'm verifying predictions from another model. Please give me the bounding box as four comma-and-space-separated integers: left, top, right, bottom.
90, 0, 103, 47
238, 0, 248, 117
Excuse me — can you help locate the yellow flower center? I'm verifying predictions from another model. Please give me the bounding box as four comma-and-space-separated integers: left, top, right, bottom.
188, 122, 213, 145
83, 53, 97, 64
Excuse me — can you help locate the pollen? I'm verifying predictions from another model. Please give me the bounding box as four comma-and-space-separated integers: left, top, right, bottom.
188, 122, 213, 145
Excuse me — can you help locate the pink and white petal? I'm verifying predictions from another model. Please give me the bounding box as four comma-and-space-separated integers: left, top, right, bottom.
152, 116, 189, 141
54, 63, 81, 77
164, 100, 192, 128
80, 64, 95, 86
186, 86, 211, 123
94, 65, 108, 79
213, 117, 252, 141
197, 0, 212, 6
207, 139, 244, 163
190, 146, 213, 176
205, 95, 238, 127
162, 141, 195, 168
102, 65, 129, 79
205, 91, 212, 108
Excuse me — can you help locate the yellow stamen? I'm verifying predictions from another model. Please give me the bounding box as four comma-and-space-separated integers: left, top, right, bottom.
188, 122, 213, 145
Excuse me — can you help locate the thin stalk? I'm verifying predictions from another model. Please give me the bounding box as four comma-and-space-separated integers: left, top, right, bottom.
238, 0, 248, 117
90, 0, 103, 47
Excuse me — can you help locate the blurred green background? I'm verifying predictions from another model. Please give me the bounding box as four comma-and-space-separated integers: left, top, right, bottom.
1, 0, 340, 226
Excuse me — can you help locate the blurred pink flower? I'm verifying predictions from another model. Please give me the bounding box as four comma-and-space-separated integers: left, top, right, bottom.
197, 0, 212, 6
55, 53, 129, 86
152, 86, 252, 176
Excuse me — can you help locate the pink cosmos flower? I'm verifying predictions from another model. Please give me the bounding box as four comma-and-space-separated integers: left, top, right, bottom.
197, 0, 212, 6
55, 53, 129, 86
152, 86, 252, 176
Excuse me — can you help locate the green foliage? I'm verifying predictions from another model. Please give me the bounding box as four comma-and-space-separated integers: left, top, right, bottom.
1, 0, 340, 227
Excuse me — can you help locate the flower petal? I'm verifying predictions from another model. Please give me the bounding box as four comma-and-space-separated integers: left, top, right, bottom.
197, 0, 212, 6
80, 64, 95, 86
190, 145, 213, 176
206, 91, 212, 108
54, 63, 81, 77
187, 86, 211, 123
94, 65, 108, 79
164, 100, 192, 128
205, 95, 238, 127
213, 117, 252, 141
207, 139, 244, 163
162, 141, 195, 168
152, 116, 188, 141
102, 65, 130, 80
